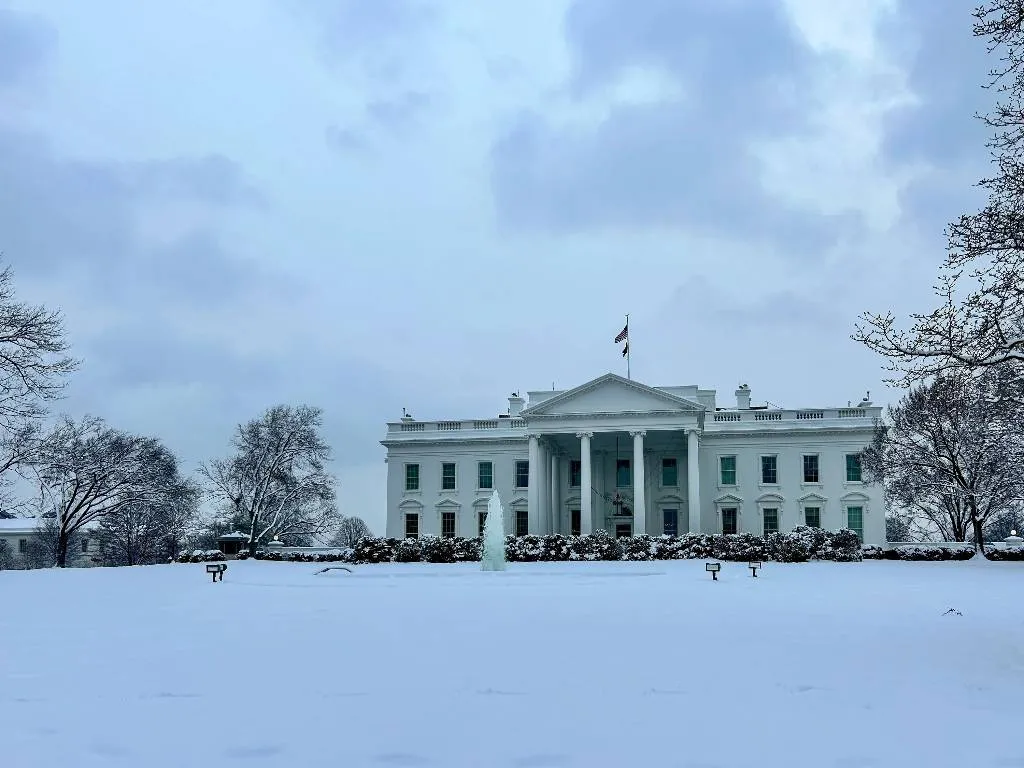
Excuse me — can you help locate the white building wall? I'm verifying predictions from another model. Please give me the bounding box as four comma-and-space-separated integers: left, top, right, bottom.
386, 442, 528, 538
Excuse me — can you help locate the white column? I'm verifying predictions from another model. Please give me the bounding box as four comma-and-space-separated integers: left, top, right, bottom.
687, 428, 700, 533
539, 439, 550, 534
631, 430, 647, 536
528, 434, 540, 535
549, 451, 559, 534
577, 432, 593, 535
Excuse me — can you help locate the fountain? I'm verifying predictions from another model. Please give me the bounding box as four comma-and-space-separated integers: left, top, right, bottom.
480, 490, 507, 571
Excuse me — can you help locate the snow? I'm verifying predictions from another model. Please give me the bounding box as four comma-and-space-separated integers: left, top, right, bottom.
3, 559, 1024, 768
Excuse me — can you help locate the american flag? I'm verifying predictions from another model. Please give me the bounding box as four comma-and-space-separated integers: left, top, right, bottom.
614, 324, 628, 343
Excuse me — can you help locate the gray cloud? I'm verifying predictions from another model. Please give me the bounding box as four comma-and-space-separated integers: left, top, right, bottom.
489, 0, 863, 253
0, 8, 56, 87
366, 90, 431, 131
878, 1, 993, 240
285, 0, 438, 81
0, 127, 262, 292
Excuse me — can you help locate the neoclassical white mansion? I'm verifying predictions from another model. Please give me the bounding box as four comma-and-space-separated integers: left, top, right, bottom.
382, 374, 885, 546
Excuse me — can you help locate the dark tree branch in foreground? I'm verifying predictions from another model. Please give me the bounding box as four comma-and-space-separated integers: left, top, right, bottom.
0, 262, 78, 509
853, 2, 1024, 385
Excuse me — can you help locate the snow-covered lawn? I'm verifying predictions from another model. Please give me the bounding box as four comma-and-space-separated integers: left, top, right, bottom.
2, 559, 1023, 768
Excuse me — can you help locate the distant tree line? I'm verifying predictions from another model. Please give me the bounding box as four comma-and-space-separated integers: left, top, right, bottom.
0, 261, 366, 569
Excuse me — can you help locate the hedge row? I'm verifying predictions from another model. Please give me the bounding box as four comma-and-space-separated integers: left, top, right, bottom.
863, 545, 1024, 561
175, 549, 227, 563
235, 527, 863, 564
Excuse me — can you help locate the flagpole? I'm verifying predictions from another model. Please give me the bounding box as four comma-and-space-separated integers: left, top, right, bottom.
625, 313, 630, 380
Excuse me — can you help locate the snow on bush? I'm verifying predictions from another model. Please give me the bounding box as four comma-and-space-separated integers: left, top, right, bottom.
210, 528, 864, 564
863, 544, 1024, 561
175, 550, 227, 563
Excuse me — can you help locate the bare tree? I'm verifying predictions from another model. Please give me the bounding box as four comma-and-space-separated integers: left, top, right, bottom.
200, 404, 339, 556
96, 475, 201, 566
0, 264, 78, 508
30, 415, 180, 567
861, 369, 1024, 552
853, 2, 1024, 385
330, 516, 371, 548
0, 539, 13, 569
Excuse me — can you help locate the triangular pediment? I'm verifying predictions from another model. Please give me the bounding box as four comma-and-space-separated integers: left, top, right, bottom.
522, 374, 704, 417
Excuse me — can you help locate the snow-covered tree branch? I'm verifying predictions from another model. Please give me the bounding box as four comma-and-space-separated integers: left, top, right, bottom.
30, 415, 182, 567
853, 2, 1024, 386
200, 404, 339, 556
0, 262, 78, 511
861, 369, 1024, 552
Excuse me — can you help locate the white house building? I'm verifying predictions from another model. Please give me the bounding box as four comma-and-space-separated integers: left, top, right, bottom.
0, 516, 98, 568
381, 373, 886, 546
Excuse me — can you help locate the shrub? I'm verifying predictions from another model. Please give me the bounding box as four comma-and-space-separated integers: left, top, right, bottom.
393, 537, 422, 563
176, 549, 226, 563
353, 537, 397, 564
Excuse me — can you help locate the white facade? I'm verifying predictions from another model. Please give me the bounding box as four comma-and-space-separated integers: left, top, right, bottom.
381, 374, 886, 546
0, 517, 98, 568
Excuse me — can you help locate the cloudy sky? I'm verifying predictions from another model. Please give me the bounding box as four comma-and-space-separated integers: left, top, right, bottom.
0, 0, 993, 534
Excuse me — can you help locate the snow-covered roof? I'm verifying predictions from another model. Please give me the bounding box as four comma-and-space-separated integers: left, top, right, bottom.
0, 517, 43, 533
0, 516, 100, 534
217, 531, 249, 541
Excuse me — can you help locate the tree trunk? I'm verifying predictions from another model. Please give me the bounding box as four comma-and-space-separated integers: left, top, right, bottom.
972, 514, 986, 556
55, 527, 69, 568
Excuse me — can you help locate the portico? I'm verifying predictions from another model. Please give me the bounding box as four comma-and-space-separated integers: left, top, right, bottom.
519, 374, 707, 537
524, 427, 702, 537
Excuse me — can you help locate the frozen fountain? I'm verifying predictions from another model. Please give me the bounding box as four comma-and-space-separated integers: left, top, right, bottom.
480, 490, 507, 571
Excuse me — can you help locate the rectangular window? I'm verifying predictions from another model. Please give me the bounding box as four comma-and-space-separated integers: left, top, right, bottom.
763, 507, 779, 534
478, 461, 493, 489
663, 508, 678, 536
616, 459, 631, 487
569, 460, 581, 488
515, 460, 530, 488
761, 455, 778, 484
18, 538, 27, 553
804, 506, 821, 528
441, 462, 457, 490
802, 455, 819, 483
722, 508, 738, 535
615, 523, 632, 539
570, 509, 581, 536
846, 454, 862, 482
404, 513, 419, 539
404, 463, 419, 491
661, 458, 678, 487
81, 539, 89, 553
847, 506, 864, 542
515, 509, 529, 536
478, 510, 487, 537
441, 511, 456, 538
719, 456, 736, 485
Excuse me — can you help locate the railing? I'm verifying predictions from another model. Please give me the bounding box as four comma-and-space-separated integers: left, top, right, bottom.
388, 418, 527, 435
711, 407, 880, 425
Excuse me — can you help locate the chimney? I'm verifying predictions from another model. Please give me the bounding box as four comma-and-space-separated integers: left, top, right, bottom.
508, 392, 525, 417
735, 384, 751, 410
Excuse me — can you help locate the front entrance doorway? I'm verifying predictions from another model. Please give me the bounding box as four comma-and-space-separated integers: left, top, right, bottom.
614, 522, 632, 539
570, 509, 581, 536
